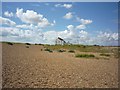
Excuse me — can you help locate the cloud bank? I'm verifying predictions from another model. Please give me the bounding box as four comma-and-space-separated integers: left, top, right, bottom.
1, 7, 118, 46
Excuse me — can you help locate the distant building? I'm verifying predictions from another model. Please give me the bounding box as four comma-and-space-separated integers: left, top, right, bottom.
55, 37, 66, 45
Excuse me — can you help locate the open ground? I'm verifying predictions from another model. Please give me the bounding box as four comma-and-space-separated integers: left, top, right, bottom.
2, 42, 119, 88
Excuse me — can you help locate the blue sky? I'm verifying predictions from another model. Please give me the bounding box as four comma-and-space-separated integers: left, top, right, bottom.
0, 2, 118, 46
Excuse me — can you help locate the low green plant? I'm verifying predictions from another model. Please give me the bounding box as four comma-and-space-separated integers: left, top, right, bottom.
39, 44, 43, 45
26, 43, 31, 45
75, 54, 95, 58
7, 42, 13, 45
57, 50, 66, 52
83, 46, 86, 48
100, 53, 110, 57
26, 46, 29, 48
49, 50, 53, 53
68, 50, 75, 53
44, 48, 50, 51
44, 48, 53, 53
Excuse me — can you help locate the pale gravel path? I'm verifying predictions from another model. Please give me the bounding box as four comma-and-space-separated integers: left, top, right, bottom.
2, 43, 118, 88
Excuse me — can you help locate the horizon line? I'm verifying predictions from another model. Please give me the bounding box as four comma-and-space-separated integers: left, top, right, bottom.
0, 41, 119, 47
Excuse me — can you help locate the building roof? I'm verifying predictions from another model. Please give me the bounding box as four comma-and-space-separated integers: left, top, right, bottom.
58, 37, 64, 41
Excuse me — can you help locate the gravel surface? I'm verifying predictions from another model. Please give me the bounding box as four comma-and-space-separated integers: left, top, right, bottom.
2, 43, 118, 88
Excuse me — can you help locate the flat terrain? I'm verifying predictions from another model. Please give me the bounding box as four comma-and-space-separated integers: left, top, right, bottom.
2, 43, 118, 88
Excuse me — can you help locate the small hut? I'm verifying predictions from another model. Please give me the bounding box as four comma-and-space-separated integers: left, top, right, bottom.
55, 37, 66, 45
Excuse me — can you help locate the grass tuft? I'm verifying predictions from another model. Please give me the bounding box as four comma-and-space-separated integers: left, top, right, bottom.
100, 53, 110, 57
75, 54, 95, 58
26, 43, 31, 45
44, 48, 53, 53
57, 50, 66, 52
68, 50, 75, 53
35, 43, 38, 45
43, 44, 113, 53
7, 42, 13, 45
26, 46, 29, 48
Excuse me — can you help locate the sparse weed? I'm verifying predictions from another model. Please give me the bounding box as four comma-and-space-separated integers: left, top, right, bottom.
68, 50, 75, 53
26, 43, 31, 45
26, 46, 29, 48
100, 53, 110, 57
57, 50, 66, 52
75, 54, 95, 58
44, 48, 53, 53
7, 42, 13, 45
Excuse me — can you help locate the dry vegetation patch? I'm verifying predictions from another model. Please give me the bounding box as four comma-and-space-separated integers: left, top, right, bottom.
44, 48, 53, 53
57, 49, 66, 53
100, 53, 110, 57
68, 50, 75, 53
75, 54, 95, 58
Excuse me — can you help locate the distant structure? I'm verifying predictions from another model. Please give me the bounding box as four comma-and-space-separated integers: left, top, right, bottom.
55, 37, 66, 45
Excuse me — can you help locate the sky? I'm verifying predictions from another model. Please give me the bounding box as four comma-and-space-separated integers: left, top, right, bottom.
0, 2, 119, 46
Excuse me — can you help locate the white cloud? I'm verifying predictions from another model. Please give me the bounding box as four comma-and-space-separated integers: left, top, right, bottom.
97, 31, 118, 41
55, 4, 72, 9
37, 18, 50, 28
76, 16, 93, 24
4, 11, 14, 17
0, 17, 16, 26
79, 30, 88, 36
63, 12, 73, 19
54, 4, 61, 8
16, 24, 32, 29
43, 31, 58, 44
1, 26, 118, 46
81, 31, 119, 46
1, 27, 44, 43
51, 20, 56, 26
43, 24, 88, 44
1, 27, 22, 37
75, 17, 92, 30
1, 9, 118, 46
67, 25, 74, 30
80, 19, 93, 25
111, 33, 118, 41
16, 8, 53, 28
16, 8, 43, 24
76, 24, 86, 29
16, 24, 39, 30
63, 4, 72, 9
53, 20, 56, 24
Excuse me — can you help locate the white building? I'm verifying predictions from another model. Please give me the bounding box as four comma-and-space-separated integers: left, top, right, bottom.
55, 37, 66, 45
